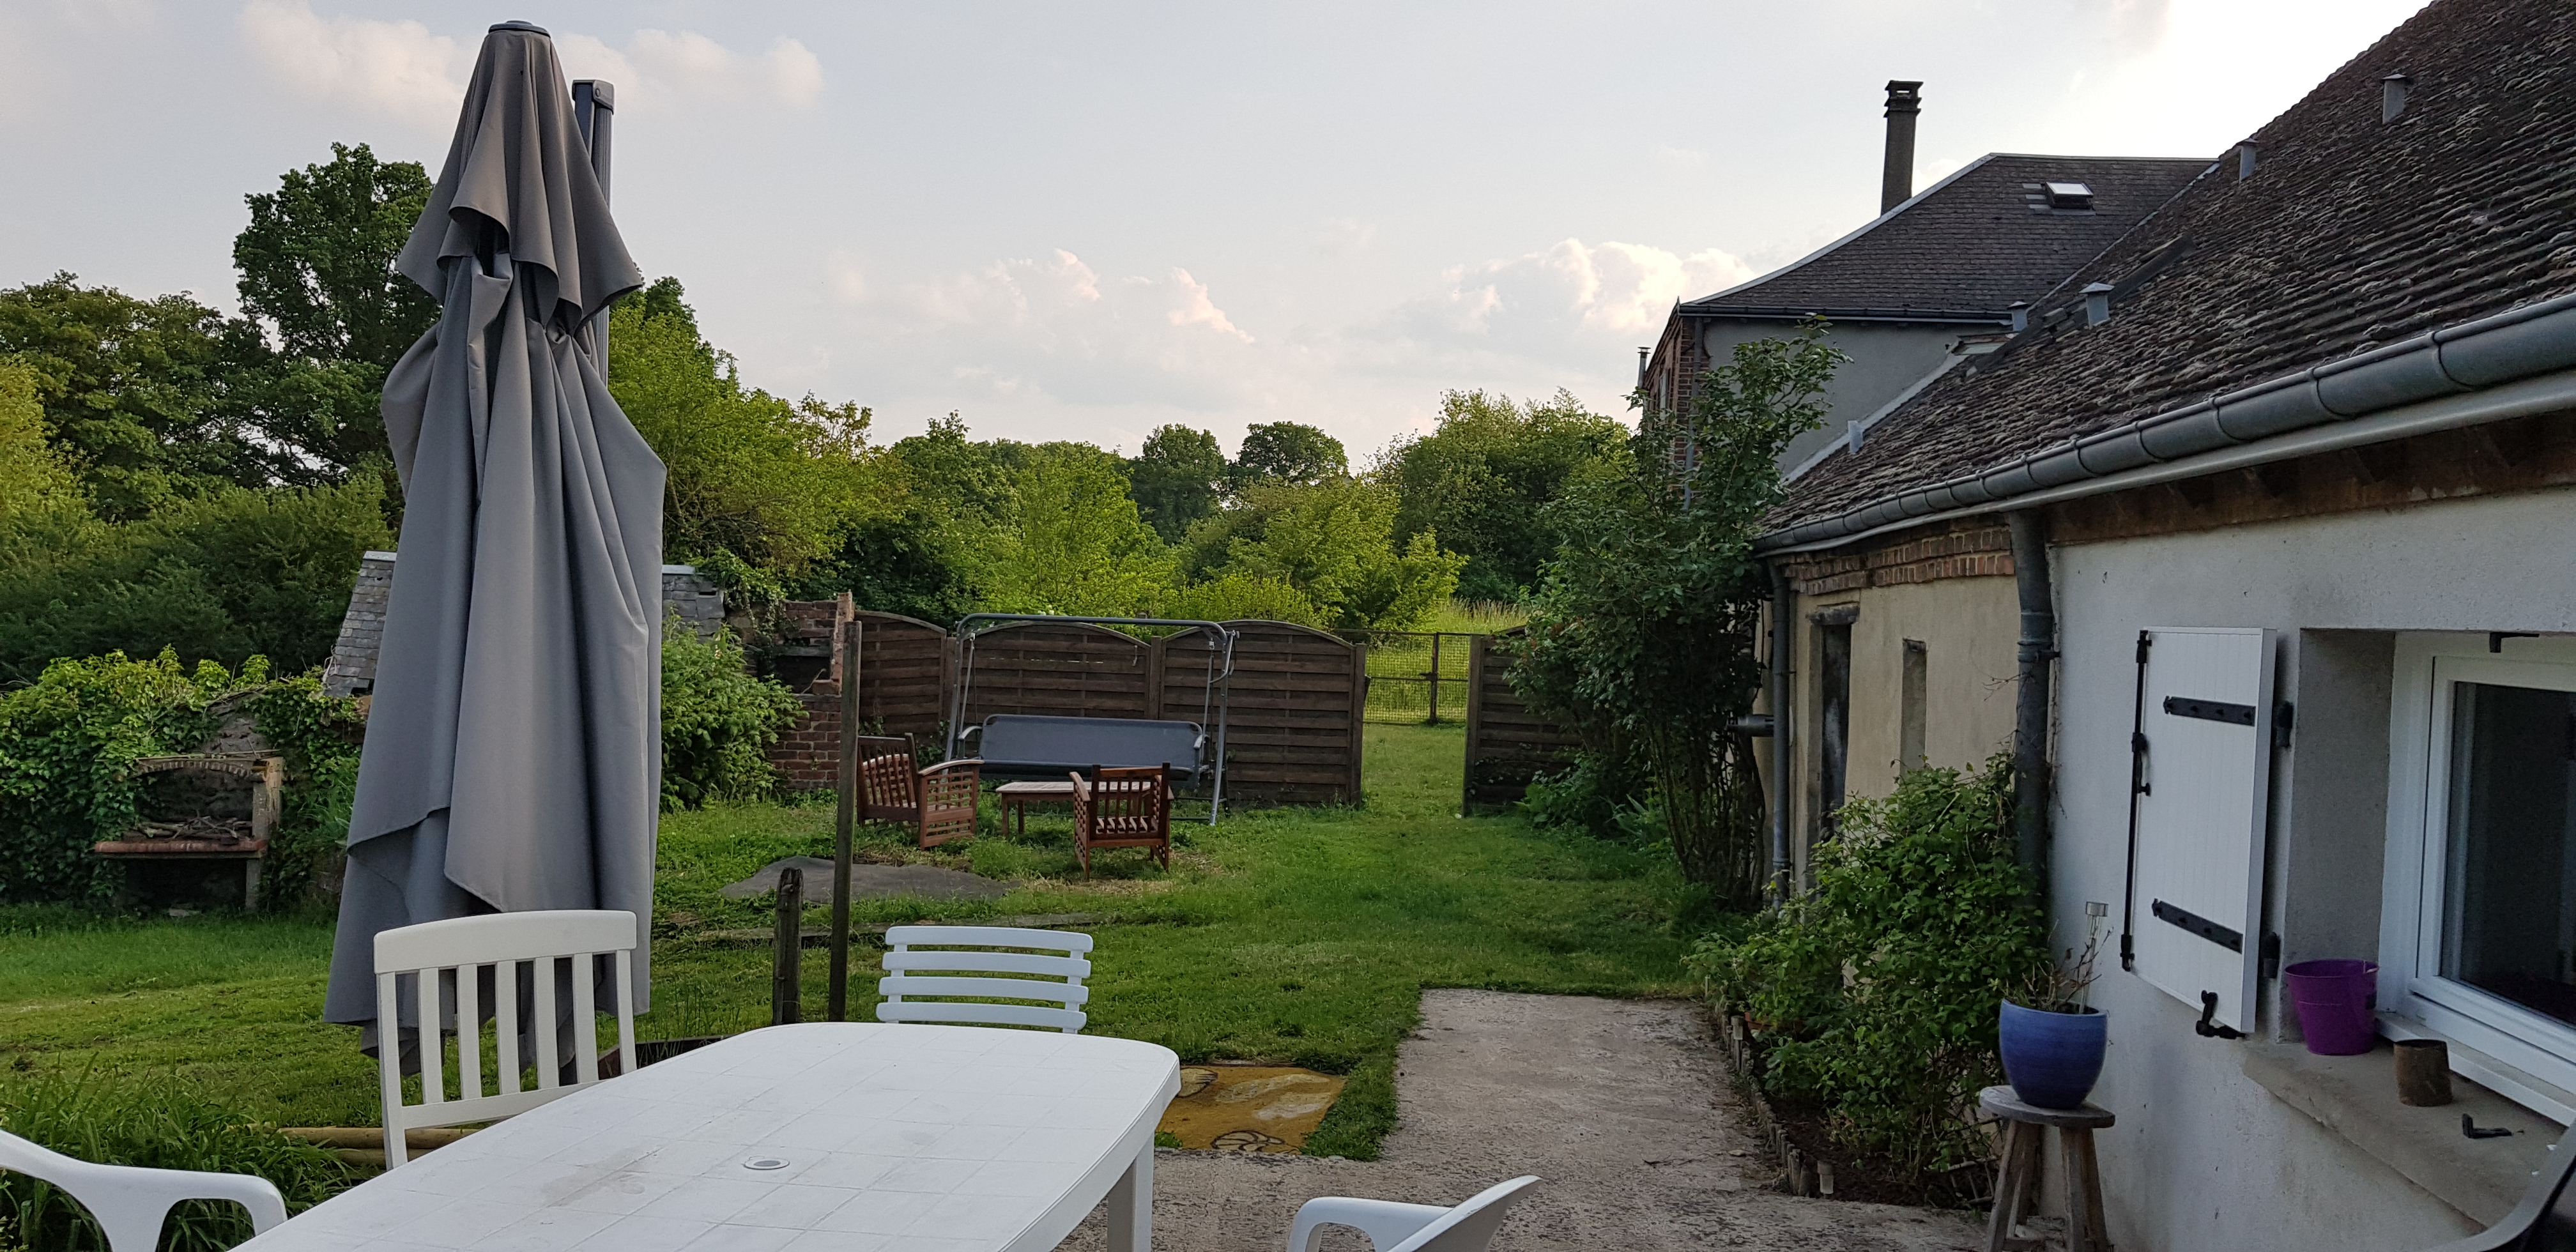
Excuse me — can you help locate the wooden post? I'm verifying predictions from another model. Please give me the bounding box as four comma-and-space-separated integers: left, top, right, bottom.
1427, 632, 1443, 725
771, 866, 803, 1026
1349, 639, 1368, 805
1462, 635, 1489, 814
828, 618, 861, 1021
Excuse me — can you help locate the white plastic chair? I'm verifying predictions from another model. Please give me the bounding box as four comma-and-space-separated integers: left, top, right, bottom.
374, 909, 638, 1167
1288, 1175, 1542, 1252
0, 1127, 287, 1251
877, 925, 1093, 1033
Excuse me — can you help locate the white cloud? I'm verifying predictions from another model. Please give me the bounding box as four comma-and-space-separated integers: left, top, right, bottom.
556, 29, 824, 112
1375, 238, 1752, 369
237, 0, 463, 130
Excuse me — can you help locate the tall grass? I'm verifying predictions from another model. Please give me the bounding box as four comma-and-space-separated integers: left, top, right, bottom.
1426, 598, 1528, 635
0, 1069, 349, 1251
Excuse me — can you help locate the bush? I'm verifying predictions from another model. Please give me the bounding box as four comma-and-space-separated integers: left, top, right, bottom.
660, 618, 802, 810
0, 652, 252, 906
245, 674, 366, 910
1518, 753, 1646, 838
1691, 755, 2050, 1180
1163, 572, 1320, 627
0, 1069, 349, 1251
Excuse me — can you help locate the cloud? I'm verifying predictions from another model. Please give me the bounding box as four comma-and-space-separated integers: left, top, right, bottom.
1316, 217, 1376, 257
556, 29, 824, 111
828, 250, 1264, 411
1365, 238, 1752, 375
238, 0, 463, 129
237, 4, 824, 128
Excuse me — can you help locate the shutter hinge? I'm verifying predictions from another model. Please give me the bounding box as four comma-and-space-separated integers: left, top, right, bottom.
2260, 931, 2281, 980
2195, 991, 2247, 1040
2273, 701, 2295, 750
2131, 732, 2150, 795
2135, 631, 2153, 663
2119, 932, 2135, 972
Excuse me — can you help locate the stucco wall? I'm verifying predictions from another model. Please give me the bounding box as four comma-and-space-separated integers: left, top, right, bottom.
1703, 320, 1961, 473
2048, 485, 2576, 1251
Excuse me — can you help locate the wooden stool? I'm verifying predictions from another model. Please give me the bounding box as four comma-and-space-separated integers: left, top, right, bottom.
1981, 1085, 2115, 1252
995, 780, 1077, 836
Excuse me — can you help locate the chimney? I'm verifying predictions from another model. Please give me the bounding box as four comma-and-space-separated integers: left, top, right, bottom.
2382, 73, 2412, 123
2008, 300, 2030, 333
2237, 140, 2260, 181
1881, 80, 1924, 213
2082, 282, 2115, 326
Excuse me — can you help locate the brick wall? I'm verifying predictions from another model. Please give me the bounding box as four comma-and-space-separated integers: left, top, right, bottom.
771, 693, 843, 791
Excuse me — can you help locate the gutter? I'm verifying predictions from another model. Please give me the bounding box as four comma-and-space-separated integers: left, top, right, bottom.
1753, 291, 2576, 556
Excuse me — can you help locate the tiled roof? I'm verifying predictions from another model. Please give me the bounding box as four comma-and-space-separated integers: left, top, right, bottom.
1685, 154, 2209, 319
1775, 0, 2576, 533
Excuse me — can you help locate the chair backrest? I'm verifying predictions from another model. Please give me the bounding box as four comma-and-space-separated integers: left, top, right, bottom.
0, 1129, 287, 1250
974, 715, 1204, 777
372, 909, 638, 1166
916, 759, 982, 846
1394, 1176, 1543, 1252
856, 749, 920, 819
878, 925, 1094, 1033
1077, 766, 1170, 832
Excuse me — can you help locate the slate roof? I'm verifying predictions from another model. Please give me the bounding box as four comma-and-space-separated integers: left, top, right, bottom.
1683, 153, 2209, 320
1774, 0, 2576, 533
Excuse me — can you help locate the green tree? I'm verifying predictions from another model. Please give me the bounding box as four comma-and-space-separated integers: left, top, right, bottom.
1378, 388, 1625, 601
986, 443, 1176, 617
1516, 325, 1842, 902
1229, 421, 1347, 491
0, 274, 264, 519
1127, 424, 1227, 542
0, 362, 80, 522
1186, 480, 1462, 630
233, 142, 437, 372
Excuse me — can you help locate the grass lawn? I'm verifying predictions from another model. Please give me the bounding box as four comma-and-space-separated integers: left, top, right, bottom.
0, 722, 1694, 1159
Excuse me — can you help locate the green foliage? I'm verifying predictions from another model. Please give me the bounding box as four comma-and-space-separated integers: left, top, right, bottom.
0, 362, 80, 521
1377, 389, 1625, 602
1516, 325, 1841, 901
1184, 480, 1463, 630
609, 280, 903, 597
1692, 757, 2050, 1179
1163, 572, 1321, 627
243, 675, 367, 910
0, 477, 392, 684
1229, 421, 1347, 491
1128, 424, 1227, 543
0, 1069, 349, 1252
233, 142, 437, 372
0, 652, 251, 906
659, 619, 803, 810
1519, 752, 1650, 839
985, 444, 1177, 618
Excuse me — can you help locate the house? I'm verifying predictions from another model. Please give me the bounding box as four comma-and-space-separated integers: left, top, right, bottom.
1640, 82, 2206, 475
1749, 0, 2576, 1246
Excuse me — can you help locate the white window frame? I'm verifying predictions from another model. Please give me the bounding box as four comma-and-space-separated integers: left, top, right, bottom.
2379, 631, 2576, 1119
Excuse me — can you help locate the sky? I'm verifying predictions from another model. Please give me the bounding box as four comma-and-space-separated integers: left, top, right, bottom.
0, 0, 2431, 461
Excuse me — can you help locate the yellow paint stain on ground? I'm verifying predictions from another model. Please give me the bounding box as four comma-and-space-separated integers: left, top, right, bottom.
1157, 1065, 1346, 1152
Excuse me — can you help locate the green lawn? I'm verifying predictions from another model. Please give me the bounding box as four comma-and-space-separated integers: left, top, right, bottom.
0, 722, 1693, 1158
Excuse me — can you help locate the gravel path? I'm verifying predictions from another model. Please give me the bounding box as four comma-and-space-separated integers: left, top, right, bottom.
1067, 989, 1981, 1251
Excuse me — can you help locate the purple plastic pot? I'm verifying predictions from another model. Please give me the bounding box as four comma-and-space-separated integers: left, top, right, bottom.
2285, 959, 2379, 1055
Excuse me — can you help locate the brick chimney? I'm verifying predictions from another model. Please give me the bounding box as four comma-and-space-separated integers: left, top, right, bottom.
1882, 80, 1924, 213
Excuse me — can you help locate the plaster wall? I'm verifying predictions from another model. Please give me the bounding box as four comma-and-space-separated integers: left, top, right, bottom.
2047, 486, 2576, 1251
1702, 320, 1961, 472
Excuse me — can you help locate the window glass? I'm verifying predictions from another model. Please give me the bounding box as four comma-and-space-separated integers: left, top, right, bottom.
2442, 680, 2576, 1027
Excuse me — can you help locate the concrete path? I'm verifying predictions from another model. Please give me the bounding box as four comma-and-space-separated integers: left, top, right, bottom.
1068, 989, 1981, 1251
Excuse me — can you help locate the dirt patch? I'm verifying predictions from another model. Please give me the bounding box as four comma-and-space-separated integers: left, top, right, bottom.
1064, 990, 1982, 1251
1159, 1065, 1347, 1152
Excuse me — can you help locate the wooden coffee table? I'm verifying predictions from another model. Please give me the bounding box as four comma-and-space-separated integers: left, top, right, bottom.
995, 780, 1077, 836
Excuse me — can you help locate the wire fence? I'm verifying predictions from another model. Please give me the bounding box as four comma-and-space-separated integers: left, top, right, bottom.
1338, 630, 1485, 724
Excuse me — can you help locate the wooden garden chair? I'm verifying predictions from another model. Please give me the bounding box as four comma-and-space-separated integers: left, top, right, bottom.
1070, 765, 1172, 876
856, 738, 982, 849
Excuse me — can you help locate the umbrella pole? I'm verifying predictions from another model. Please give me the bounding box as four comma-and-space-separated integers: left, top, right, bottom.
828, 618, 861, 1019
573, 79, 616, 358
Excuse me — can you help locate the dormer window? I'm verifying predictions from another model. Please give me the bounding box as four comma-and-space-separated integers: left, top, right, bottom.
2046, 181, 2096, 211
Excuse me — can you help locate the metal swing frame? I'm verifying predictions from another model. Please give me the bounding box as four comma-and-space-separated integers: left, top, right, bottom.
943, 613, 1239, 823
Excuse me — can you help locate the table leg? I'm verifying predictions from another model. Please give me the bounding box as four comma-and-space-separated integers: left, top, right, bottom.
1107, 1140, 1153, 1252
2065, 1127, 2110, 1252
1985, 1120, 2039, 1252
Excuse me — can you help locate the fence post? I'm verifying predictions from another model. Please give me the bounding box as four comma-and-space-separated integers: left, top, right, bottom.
772, 866, 803, 1026
1427, 633, 1443, 725
828, 618, 859, 1021
1462, 635, 1487, 814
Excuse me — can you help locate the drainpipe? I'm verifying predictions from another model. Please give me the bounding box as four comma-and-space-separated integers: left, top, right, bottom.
2006, 510, 2055, 887
1768, 560, 1796, 903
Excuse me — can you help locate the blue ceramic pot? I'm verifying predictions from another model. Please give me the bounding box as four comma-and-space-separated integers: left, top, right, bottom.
1998, 1000, 2107, 1110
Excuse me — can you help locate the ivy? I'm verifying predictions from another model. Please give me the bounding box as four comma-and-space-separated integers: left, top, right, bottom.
1691, 755, 2051, 1179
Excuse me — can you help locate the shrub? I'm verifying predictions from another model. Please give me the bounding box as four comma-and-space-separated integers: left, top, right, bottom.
1163, 572, 1321, 628
660, 618, 802, 810
1691, 754, 2050, 1180
0, 1069, 349, 1251
245, 675, 367, 910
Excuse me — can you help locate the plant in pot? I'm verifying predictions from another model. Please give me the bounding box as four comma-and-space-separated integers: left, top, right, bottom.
1999, 933, 2106, 1110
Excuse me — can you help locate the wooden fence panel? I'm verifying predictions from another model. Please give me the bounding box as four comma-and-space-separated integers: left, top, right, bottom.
1462, 632, 1581, 813
958, 622, 1154, 724
1160, 622, 1364, 807
850, 611, 950, 740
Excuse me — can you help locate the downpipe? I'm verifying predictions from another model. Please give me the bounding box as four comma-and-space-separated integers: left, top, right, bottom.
1768, 561, 1795, 905
2006, 510, 2056, 888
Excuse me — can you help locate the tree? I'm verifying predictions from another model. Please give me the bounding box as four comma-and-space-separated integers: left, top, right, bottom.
1229, 421, 1346, 491
1186, 480, 1463, 630
1127, 424, 1227, 542
1378, 389, 1626, 602
0, 362, 79, 523
233, 143, 437, 372
1516, 325, 1842, 903
0, 273, 264, 519
985, 443, 1176, 618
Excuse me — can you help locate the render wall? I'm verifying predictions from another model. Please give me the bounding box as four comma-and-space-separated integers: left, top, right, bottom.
1702, 320, 1959, 473
2046, 486, 2576, 1251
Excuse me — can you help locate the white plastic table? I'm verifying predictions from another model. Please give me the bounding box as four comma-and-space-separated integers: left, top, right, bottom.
241, 1022, 1180, 1252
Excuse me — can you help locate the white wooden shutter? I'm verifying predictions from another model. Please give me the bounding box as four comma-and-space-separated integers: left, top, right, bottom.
2127, 627, 2276, 1032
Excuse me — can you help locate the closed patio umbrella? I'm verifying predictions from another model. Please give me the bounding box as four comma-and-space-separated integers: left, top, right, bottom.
324, 21, 661, 1055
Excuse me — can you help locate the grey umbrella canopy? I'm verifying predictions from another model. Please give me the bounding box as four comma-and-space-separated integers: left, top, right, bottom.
325, 22, 662, 1040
